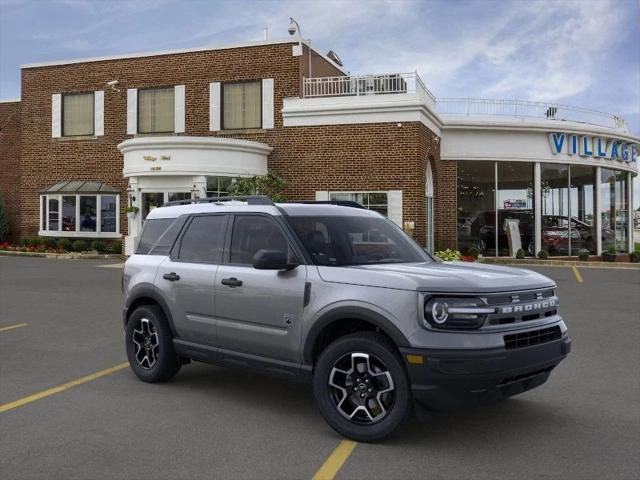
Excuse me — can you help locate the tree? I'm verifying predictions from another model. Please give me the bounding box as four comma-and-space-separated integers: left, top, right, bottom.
228, 172, 288, 202
0, 193, 9, 242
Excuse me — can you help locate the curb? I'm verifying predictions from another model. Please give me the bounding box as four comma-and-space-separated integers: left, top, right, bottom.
0, 250, 122, 260
479, 258, 640, 269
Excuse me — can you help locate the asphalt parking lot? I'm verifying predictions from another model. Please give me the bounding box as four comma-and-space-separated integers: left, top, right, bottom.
1, 256, 639, 480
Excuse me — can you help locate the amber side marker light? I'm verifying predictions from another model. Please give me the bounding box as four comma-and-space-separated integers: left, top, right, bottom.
406, 354, 424, 365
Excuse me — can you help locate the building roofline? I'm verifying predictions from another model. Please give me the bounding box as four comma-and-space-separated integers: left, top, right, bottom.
19, 38, 346, 73
0, 98, 20, 103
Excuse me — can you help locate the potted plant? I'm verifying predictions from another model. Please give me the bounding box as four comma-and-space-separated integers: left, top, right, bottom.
515, 248, 525, 259
603, 245, 617, 262
537, 249, 549, 260
125, 206, 139, 222
577, 249, 590, 262
629, 249, 640, 263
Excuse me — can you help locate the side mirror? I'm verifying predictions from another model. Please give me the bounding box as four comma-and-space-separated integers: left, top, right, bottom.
252, 249, 298, 271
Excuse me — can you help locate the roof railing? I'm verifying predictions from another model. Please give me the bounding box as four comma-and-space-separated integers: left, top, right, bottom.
162, 195, 275, 207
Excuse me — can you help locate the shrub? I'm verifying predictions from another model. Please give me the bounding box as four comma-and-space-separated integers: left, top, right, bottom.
57, 238, 73, 252
41, 237, 57, 249
606, 245, 617, 254
106, 241, 121, 255
435, 249, 462, 261
467, 246, 480, 259
630, 251, 640, 263
577, 249, 590, 262
537, 249, 549, 260
515, 248, 525, 259
72, 239, 89, 252
91, 240, 106, 253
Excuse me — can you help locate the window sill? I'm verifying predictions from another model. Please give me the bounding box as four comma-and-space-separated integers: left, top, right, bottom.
38, 231, 121, 239
217, 128, 266, 135
133, 132, 179, 137
54, 136, 98, 141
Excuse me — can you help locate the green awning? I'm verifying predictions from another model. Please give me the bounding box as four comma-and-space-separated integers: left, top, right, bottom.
41, 181, 120, 194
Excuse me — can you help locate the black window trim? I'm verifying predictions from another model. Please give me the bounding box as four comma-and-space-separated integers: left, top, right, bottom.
223, 212, 305, 267
61, 91, 95, 137
136, 85, 176, 135
170, 213, 229, 265
220, 79, 263, 131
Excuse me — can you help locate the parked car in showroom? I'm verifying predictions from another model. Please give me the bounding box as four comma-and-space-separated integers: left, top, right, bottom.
122, 196, 571, 442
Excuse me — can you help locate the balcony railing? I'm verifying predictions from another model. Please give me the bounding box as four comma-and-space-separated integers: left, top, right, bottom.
436, 98, 628, 131
303, 72, 436, 102
301, 74, 627, 131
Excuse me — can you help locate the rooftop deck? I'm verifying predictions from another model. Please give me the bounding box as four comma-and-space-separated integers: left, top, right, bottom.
302, 73, 628, 132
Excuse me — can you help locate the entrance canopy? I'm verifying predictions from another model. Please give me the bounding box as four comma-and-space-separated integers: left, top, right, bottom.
41, 180, 119, 194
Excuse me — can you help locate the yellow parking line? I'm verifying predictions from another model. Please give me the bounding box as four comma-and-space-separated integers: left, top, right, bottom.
0, 362, 129, 414
571, 266, 584, 284
312, 440, 358, 480
0, 323, 28, 333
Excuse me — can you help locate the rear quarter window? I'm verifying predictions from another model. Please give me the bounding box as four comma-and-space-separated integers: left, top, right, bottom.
136, 218, 175, 254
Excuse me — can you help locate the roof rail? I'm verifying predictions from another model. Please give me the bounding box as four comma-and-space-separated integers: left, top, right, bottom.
162, 195, 275, 207
288, 200, 365, 209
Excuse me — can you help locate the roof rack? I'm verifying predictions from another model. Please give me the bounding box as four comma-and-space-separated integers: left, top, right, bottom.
289, 200, 365, 209
162, 195, 275, 207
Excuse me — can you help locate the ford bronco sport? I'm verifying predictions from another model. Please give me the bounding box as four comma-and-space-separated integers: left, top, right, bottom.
122, 196, 570, 442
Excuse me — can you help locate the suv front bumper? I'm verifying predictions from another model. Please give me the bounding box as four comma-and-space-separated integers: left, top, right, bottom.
399, 334, 571, 411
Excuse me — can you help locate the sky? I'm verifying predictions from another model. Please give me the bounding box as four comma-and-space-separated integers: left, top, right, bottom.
0, 0, 639, 206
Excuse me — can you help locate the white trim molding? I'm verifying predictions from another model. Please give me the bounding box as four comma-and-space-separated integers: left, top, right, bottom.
174, 85, 186, 133
209, 82, 221, 131
51, 94, 62, 138
282, 94, 442, 135
262, 78, 275, 129
94, 90, 104, 136
118, 136, 272, 178
127, 88, 137, 135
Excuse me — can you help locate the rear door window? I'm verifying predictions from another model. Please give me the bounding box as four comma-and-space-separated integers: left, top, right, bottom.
136, 218, 174, 254
177, 215, 227, 264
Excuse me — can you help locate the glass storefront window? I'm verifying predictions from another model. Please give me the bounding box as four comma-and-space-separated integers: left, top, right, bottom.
48, 197, 59, 231
569, 166, 597, 255
457, 161, 496, 256
79, 196, 97, 232
206, 176, 235, 197
100, 195, 117, 233
541, 164, 569, 256
62, 196, 76, 232
168, 192, 191, 202
601, 168, 629, 253
497, 162, 535, 256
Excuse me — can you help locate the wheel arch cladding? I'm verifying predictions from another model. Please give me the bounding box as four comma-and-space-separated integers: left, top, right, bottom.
304, 306, 410, 364
125, 284, 177, 336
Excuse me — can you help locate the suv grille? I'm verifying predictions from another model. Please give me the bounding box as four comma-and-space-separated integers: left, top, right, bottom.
484, 289, 558, 326
504, 326, 562, 350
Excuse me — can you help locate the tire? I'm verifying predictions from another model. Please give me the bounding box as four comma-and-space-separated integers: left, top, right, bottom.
125, 304, 181, 383
313, 332, 412, 442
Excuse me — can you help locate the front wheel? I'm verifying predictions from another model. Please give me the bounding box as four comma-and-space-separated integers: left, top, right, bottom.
125, 305, 181, 382
313, 332, 412, 442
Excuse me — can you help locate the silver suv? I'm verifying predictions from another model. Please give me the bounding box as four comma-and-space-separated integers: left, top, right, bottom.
122, 196, 570, 442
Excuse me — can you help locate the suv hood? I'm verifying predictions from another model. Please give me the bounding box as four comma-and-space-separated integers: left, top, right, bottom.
317, 261, 555, 293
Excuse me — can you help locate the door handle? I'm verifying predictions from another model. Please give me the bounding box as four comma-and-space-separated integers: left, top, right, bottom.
221, 277, 243, 287
162, 272, 180, 281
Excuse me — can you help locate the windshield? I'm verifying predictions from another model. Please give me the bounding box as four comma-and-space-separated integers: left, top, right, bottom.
287, 215, 431, 266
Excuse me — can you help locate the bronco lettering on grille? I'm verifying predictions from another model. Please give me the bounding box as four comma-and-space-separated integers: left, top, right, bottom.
499, 299, 556, 314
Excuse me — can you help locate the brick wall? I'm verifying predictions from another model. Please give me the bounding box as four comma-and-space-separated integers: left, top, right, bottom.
10, 40, 450, 249
0, 101, 21, 242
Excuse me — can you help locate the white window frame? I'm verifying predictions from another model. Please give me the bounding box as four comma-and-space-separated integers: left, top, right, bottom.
38, 193, 120, 238
329, 191, 390, 214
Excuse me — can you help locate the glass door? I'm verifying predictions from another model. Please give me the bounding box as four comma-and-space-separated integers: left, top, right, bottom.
141, 192, 165, 220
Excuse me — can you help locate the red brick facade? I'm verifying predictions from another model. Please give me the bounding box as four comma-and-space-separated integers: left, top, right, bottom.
5, 40, 456, 250
0, 101, 21, 243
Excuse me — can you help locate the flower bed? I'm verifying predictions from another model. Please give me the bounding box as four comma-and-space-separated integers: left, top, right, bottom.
0, 238, 121, 255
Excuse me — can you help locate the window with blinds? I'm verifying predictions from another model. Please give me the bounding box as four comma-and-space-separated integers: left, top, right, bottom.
62, 92, 94, 136
222, 81, 261, 129
138, 87, 175, 133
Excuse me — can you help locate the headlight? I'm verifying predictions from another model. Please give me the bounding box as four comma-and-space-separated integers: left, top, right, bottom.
424, 297, 495, 329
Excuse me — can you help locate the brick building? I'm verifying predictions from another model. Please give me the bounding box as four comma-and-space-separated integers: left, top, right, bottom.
0, 38, 637, 256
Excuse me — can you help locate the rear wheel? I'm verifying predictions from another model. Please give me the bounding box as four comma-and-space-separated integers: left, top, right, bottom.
313, 332, 412, 442
126, 305, 180, 382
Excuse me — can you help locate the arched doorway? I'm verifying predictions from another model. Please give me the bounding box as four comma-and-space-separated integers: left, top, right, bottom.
426, 161, 435, 253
